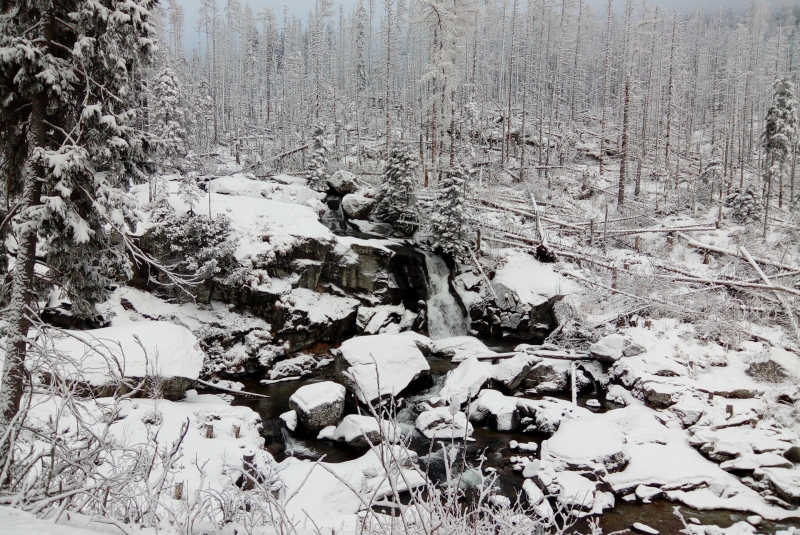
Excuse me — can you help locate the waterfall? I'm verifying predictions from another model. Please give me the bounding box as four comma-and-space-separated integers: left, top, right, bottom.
423, 252, 469, 340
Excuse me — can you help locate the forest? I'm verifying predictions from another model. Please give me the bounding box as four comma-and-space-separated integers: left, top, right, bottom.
2, 0, 800, 533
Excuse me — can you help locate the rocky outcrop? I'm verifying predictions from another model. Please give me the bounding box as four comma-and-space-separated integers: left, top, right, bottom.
454, 251, 575, 341
327, 170, 360, 195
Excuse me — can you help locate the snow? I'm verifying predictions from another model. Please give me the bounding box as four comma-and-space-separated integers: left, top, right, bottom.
133, 178, 334, 264
0, 506, 108, 535
492, 250, 575, 307
438, 357, 493, 406
470, 390, 520, 432
337, 334, 430, 404
433, 336, 493, 362
276, 446, 425, 532
289, 381, 345, 414
209, 174, 325, 207
331, 414, 400, 445
280, 289, 359, 325
415, 406, 473, 439
48, 321, 205, 386
543, 416, 630, 473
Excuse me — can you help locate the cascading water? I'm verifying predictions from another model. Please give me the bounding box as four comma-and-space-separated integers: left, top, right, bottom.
423, 251, 469, 340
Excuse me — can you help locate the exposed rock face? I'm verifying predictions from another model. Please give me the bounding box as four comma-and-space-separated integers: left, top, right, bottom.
334, 334, 431, 404
469, 390, 520, 432
327, 170, 360, 195
324, 238, 396, 304
288, 381, 346, 433
454, 251, 574, 341
274, 289, 360, 351
341, 194, 375, 220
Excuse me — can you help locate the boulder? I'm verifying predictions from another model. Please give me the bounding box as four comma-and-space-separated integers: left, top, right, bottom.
433, 336, 494, 362
288, 381, 346, 433
269, 353, 331, 380
50, 321, 205, 400
327, 170, 360, 195
518, 397, 592, 435
416, 406, 473, 439
469, 390, 520, 432
341, 194, 376, 220
492, 354, 532, 391
331, 414, 399, 447
524, 360, 569, 392
554, 471, 597, 512
275, 289, 360, 351
438, 357, 493, 406
635, 380, 683, 409
544, 416, 630, 473
335, 334, 431, 404
589, 333, 628, 363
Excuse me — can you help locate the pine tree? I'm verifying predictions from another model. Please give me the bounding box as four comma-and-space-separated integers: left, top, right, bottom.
306, 125, 330, 192
151, 65, 188, 169
179, 173, 203, 213
726, 185, 763, 224
763, 78, 798, 236
0, 0, 158, 464
374, 147, 419, 234
429, 162, 469, 257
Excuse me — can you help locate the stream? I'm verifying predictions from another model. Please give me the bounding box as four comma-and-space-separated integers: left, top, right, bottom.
224, 207, 799, 534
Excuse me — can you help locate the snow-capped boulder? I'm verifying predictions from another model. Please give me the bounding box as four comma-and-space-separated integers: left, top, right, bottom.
589, 333, 628, 363
288, 381, 346, 433
416, 406, 473, 439
525, 360, 570, 392
517, 397, 592, 435
50, 321, 205, 400
634, 380, 683, 409
268, 353, 331, 380
331, 414, 399, 447
438, 357, 493, 406
554, 471, 597, 512
543, 416, 630, 474
759, 467, 800, 504
276, 289, 360, 350
327, 170, 360, 195
335, 334, 430, 404
470, 390, 520, 432
433, 336, 494, 362
341, 194, 375, 220
492, 354, 532, 391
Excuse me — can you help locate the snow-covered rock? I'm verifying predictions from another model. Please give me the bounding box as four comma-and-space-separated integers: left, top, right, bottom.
268, 353, 331, 380
635, 379, 684, 408
525, 360, 570, 392
416, 406, 473, 439
492, 354, 532, 390
288, 381, 346, 433
335, 334, 430, 404
469, 390, 520, 432
543, 416, 630, 473
517, 397, 592, 434
327, 170, 360, 195
554, 471, 597, 512
341, 193, 376, 220
331, 414, 400, 447
49, 321, 205, 399
433, 336, 493, 362
277, 445, 425, 531
438, 357, 493, 406
589, 333, 628, 363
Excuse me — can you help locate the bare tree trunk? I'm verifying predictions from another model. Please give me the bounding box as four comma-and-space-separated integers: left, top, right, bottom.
599, 0, 613, 176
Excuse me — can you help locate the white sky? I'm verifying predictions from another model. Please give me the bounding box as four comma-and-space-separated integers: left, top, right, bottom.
174, 0, 780, 53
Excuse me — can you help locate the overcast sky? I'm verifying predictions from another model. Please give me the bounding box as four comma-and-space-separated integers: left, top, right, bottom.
175, 0, 784, 52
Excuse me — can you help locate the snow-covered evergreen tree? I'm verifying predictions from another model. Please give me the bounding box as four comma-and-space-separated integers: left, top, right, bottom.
726, 185, 763, 224
179, 172, 203, 213
0, 0, 158, 460
151, 65, 188, 168
429, 162, 469, 257
374, 147, 419, 234
306, 125, 329, 192
763, 78, 798, 234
